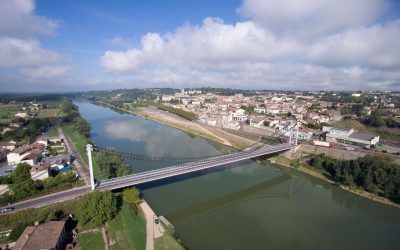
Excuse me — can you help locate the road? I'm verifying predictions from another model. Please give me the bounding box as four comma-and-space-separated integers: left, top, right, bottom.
0, 186, 91, 214
59, 126, 90, 185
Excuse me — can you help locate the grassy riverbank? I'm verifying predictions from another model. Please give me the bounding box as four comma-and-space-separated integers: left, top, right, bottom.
268, 154, 400, 208
108, 204, 146, 250
61, 121, 109, 179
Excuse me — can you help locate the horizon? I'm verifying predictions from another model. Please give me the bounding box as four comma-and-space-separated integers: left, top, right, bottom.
1, 0, 400, 91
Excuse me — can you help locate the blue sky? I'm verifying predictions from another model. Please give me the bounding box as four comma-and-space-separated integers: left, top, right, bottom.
0, 0, 400, 92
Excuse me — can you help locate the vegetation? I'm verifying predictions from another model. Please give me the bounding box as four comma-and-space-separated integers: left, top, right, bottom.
77, 232, 105, 250
94, 150, 132, 179
77, 190, 118, 227
108, 204, 146, 250
309, 154, 400, 203
155, 233, 185, 250
123, 188, 141, 207
0, 117, 52, 143
0, 163, 81, 205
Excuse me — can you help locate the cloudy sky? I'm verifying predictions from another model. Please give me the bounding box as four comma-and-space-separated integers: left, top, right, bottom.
0, 0, 399, 92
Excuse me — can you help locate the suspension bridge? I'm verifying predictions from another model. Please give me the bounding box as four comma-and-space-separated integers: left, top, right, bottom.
87, 122, 300, 191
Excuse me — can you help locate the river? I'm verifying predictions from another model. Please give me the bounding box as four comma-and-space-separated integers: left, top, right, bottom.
76, 101, 400, 250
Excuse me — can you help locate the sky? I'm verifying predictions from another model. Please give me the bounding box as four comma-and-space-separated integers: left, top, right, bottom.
0, 0, 400, 92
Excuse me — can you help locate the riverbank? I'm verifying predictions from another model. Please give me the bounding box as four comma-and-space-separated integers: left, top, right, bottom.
96, 101, 258, 149
95, 101, 400, 209
268, 154, 400, 209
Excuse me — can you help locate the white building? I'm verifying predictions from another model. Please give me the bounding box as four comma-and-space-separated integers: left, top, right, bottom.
254, 107, 266, 114
323, 126, 379, 147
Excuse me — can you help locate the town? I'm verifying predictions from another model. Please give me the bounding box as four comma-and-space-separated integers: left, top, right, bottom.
0, 89, 400, 249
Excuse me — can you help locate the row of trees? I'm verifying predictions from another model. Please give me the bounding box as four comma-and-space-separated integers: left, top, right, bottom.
125, 101, 198, 121
309, 154, 400, 203
0, 163, 81, 205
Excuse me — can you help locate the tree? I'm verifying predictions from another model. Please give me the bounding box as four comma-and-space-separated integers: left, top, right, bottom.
60, 98, 76, 117
11, 163, 31, 183
77, 191, 117, 227
123, 188, 140, 206
96, 150, 132, 178
75, 118, 91, 138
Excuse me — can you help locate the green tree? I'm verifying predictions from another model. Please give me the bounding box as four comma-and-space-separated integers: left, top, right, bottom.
11, 163, 31, 183
123, 188, 141, 206
75, 118, 91, 138
96, 150, 132, 178
77, 191, 117, 227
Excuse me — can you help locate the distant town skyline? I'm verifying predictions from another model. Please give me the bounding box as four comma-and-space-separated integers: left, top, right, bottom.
1, 0, 400, 92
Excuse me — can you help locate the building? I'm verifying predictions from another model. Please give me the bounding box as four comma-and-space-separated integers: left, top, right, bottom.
254, 107, 266, 114
249, 118, 265, 128
322, 126, 379, 147
13, 220, 68, 250
7, 146, 42, 166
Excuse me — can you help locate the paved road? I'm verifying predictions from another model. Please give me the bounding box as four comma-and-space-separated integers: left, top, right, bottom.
0, 185, 91, 214
59, 127, 90, 185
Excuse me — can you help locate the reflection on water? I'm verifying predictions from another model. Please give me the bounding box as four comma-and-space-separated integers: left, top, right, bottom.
76, 101, 400, 250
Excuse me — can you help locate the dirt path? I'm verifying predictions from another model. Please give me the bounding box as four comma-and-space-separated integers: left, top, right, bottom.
139, 200, 165, 250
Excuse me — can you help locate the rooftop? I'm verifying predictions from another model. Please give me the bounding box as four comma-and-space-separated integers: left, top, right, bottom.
13, 220, 66, 250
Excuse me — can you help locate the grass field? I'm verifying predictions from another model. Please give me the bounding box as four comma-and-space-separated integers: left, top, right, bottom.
0, 103, 23, 123
108, 205, 146, 250
39, 108, 60, 118
155, 233, 185, 250
77, 231, 105, 250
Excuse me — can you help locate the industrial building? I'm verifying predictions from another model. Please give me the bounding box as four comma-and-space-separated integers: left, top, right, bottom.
322, 126, 379, 148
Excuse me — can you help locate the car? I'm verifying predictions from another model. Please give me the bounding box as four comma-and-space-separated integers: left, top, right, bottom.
0, 207, 14, 214
154, 218, 160, 224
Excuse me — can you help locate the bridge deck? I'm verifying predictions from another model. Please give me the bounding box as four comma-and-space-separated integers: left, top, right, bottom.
97, 143, 294, 190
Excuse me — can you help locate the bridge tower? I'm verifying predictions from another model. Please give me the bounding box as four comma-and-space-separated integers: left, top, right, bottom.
295, 121, 300, 145
86, 144, 95, 190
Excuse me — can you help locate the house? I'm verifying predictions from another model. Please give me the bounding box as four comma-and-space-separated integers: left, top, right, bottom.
13, 220, 68, 250
249, 118, 265, 128
7, 146, 42, 166
229, 108, 247, 122
322, 126, 379, 147
254, 107, 266, 114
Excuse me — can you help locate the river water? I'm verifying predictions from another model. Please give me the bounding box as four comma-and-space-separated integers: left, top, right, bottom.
76, 101, 400, 250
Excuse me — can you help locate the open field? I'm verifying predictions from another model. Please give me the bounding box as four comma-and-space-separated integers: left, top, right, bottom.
39, 108, 60, 118
108, 205, 146, 250
0, 103, 23, 123
77, 231, 105, 250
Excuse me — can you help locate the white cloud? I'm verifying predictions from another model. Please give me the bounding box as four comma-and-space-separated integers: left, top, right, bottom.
238, 0, 389, 38
0, 0, 69, 82
304, 20, 400, 69
0, 37, 62, 67
100, 13, 400, 90
0, 0, 58, 38
102, 17, 299, 74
